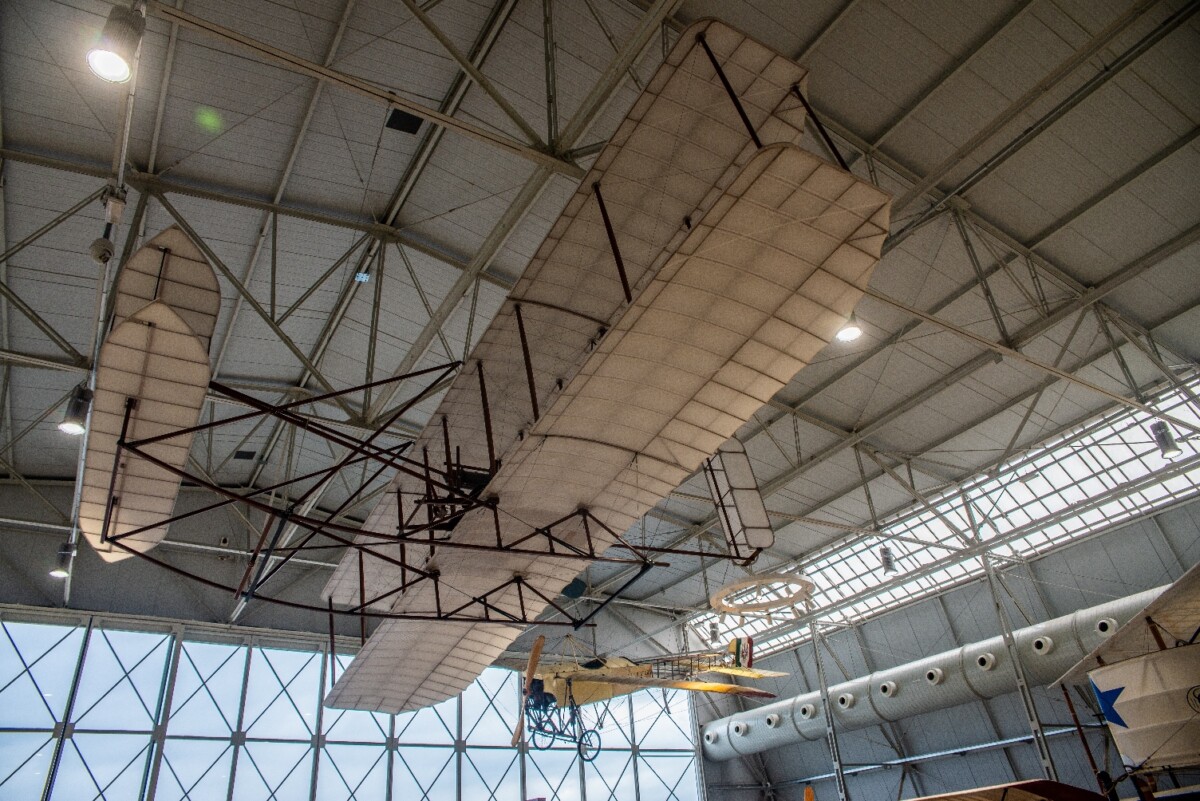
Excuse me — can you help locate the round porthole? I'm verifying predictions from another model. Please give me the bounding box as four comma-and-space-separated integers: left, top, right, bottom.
732, 721, 749, 736
703, 730, 719, 745
765, 713, 782, 728
976, 652, 996, 671
1032, 636, 1054, 655
1096, 618, 1117, 636
879, 680, 898, 697
837, 692, 855, 709
925, 668, 944, 685
798, 703, 816, 719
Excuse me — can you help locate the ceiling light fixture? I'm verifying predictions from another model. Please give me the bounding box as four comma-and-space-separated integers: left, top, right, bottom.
86, 4, 145, 83
58, 385, 93, 436
49, 543, 74, 579
836, 312, 863, 342
879, 545, 898, 575
354, 271, 371, 283
1149, 420, 1182, 460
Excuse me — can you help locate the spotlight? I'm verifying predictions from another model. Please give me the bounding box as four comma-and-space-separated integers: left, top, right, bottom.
87, 4, 145, 83
58, 386, 93, 436
1149, 420, 1182, 460
49, 543, 74, 579
836, 312, 863, 342
879, 545, 898, 575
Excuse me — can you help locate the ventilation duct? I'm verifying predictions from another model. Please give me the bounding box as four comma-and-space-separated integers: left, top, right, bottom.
701, 586, 1164, 760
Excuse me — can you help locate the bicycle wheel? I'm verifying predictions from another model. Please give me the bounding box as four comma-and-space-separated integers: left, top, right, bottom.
531, 726, 554, 751
577, 728, 601, 762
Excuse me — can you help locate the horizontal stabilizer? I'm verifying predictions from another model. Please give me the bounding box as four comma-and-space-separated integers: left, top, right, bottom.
706, 666, 788, 679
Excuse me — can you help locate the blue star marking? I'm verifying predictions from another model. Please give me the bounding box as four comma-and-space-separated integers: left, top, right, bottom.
1091, 679, 1128, 728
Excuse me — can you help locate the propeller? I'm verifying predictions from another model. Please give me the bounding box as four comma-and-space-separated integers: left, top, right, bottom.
510, 634, 545, 747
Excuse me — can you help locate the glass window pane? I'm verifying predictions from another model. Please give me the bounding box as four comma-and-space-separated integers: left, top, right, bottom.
169, 641, 245, 737
232, 740, 313, 801
392, 745, 455, 799
51, 733, 153, 800
73, 629, 171, 733
156, 739, 234, 801
0, 733, 55, 797
0, 622, 84, 728
317, 743, 388, 801
242, 647, 321, 740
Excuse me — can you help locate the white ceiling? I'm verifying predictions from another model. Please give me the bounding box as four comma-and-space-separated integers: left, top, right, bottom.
0, 0, 1198, 633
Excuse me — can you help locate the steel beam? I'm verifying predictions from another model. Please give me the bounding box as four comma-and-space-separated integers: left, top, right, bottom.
145, 1, 582, 178
1028, 125, 1200, 246
397, 0, 545, 148
0, 146, 511, 291
973, 504, 1058, 779
209, 0, 360, 381
862, 241, 1200, 436
242, 0, 520, 494
792, 0, 861, 62
365, 0, 682, 422
630, 301, 1196, 602
899, 0, 1200, 233
155, 192, 356, 417
891, 0, 1161, 214
861, 0, 1038, 154
809, 621, 849, 801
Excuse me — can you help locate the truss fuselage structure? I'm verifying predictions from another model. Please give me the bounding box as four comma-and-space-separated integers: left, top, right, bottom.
99, 362, 752, 633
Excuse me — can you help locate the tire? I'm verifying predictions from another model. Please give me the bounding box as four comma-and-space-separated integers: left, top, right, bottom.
577, 729, 601, 762
531, 726, 554, 751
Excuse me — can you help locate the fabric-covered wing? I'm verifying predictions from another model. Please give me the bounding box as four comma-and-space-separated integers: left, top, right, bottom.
327, 142, 889, 713
1057, 559, 1200, 686
323, 21, 889, 716
79, 302, 211, 561
705, 438, 774, 550
324, 19, 810, 613
111, 225, 221, 350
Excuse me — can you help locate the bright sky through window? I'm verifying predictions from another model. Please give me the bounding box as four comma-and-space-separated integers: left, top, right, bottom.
0, 619, 702, 800
698, 375, 1200, 656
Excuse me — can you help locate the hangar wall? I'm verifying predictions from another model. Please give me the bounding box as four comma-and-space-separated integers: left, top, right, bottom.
698, 495, 1200, 800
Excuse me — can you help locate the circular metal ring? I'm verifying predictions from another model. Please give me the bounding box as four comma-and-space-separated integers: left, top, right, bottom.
709, 573, 814, 614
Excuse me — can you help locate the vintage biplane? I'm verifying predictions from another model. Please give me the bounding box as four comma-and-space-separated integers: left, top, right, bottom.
317, 18, 890, 717
1056, 560, 1200, 788
81, 19, 890, 721
507, 635, 785, 758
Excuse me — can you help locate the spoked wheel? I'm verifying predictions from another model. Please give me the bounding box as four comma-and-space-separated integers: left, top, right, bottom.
530, 726, 554, 751
577, 728, 601, 762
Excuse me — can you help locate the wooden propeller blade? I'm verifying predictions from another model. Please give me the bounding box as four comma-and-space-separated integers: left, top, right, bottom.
511, 635, 545, 747
524, 635, 545, 695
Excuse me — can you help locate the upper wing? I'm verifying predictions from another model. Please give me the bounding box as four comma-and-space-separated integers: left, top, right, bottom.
322, 21, 890, 715
1057, 560, 1199, 686
80, 302, 211, 562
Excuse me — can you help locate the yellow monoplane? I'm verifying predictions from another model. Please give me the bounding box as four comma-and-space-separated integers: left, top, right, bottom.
507, 636, 785, 758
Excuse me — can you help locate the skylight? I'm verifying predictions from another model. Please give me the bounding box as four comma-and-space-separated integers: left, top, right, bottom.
698, 375, 1200, 657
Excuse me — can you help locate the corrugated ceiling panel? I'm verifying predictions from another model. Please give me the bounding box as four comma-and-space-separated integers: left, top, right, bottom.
0, 1, 130, 165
